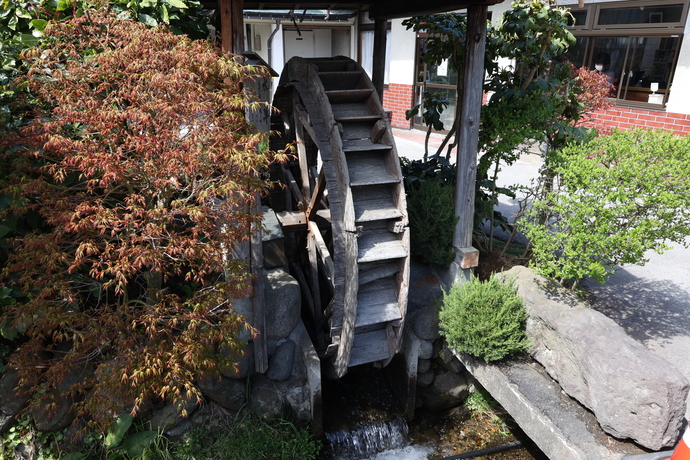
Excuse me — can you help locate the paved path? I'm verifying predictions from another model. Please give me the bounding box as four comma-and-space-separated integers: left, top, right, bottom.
393, 127, 690, 423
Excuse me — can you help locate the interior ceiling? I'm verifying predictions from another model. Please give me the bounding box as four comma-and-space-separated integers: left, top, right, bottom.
204, 0, 504, 19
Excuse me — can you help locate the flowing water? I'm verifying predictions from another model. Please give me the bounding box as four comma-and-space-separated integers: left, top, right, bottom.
320, 366, 546, 460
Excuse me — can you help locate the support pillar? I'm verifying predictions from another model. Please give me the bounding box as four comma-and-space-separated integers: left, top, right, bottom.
218, 0, 245, 55
448, 4, 487, 285
372, 18, 387, 102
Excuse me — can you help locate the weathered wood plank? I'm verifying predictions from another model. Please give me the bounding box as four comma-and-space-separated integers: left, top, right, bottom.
372, 18, 387, 102
347, 153, 398, 187
353, 198, 403, 223
356, 278, 401, 329
371, 119, 387, 144
307, 168, 326, 221
331, 103, 372, 119
275, 210, 307, 232
348, 329, 392, 367
454, 5, 487, 251
352, 185, 402, 222
293, 102, 319, 148
307, 233, 322, 323
358, 232, 407, 263
326, 89, 375, 103
340, 121, 379, 141
358, 262, 400, 286
334, 230, 358, 375
218, 0, 244, 55
336, 115, 382, 123
294, 94, 311, 210
282, 167, 304, 211
309, 221, 335, 284
251, 193, 267, 373
318, 71, 363, 91
342, 139, 392, 152
308, 58, 354, 73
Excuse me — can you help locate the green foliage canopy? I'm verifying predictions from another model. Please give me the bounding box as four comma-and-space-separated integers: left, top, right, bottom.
523, 129, 690, 286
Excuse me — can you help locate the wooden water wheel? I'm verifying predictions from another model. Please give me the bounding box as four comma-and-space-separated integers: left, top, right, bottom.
272, 56, 410, 378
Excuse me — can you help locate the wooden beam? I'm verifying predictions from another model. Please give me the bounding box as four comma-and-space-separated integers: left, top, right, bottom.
294, 94, 311, 210
308, 221, 335, 284
372, 18, 387, 102
453, 4, 487, 252
275, 210, 307, 231
369, 0, 501, 20
282, 166, 305, 210
218, 0, 245, 55
251, 193, 268, 373
307, 168, 326, 221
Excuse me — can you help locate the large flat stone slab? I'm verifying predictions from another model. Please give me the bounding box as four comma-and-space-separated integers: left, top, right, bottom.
458, 353, 650, 460
497, 266, 688, 449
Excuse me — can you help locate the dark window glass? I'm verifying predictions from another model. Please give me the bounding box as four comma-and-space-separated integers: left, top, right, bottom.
587, 36, 679, 104
565, 37, 589, 67
569, 10, 588, 26
598, 4, 683, 25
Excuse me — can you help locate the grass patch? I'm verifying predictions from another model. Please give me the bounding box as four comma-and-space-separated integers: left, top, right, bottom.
171, 413, 321, 460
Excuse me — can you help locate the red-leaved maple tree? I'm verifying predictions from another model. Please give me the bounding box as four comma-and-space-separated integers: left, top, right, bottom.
1, 9, 284, 429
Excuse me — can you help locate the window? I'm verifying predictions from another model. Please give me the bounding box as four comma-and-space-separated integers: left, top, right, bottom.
411, 34, 461, 132
566, 0, 687, 108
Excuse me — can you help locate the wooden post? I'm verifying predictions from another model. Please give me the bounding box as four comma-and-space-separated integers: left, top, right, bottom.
372, 18, 387, 102
218, 0, 245, 55
452, 4, 486, 268
251, 194, 268, 373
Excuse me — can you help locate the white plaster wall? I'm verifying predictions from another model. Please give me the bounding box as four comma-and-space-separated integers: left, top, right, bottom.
489, 1, 513, 24
489, 2, 516, 74
663, 26, 690, 114
271, 23, 284, 96
332, 28, 352, 58
314, 29, 333, 57
388, 19, 417, 86
251, 23, 273, 63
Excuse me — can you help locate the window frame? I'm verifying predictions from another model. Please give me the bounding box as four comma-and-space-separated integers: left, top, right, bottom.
567, 0, 687, 110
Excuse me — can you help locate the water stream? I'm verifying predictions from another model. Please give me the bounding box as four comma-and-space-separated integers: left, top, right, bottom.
320, 366, 545, 460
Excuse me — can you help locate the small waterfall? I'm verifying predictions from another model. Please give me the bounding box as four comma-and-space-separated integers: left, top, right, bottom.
326, 416, 409, 459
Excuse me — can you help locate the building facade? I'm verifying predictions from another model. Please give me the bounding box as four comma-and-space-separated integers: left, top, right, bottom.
382, 0, 690, 134
242, 0, 690, 134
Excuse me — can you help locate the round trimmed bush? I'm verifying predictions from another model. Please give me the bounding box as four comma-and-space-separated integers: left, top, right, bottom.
439, 275, 530, 362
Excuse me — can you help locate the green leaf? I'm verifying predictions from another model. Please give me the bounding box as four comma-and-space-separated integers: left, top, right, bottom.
165, 0, 189, 8
57, 0, 73, 12
30, 19, 48, 31
19, 34, 39, 46
1, 322, 20, 341
138, 13, 158, 26
122, 431, 158, 457
105, 414, 133, 449
0, 224, 10, 238
160, 4, 169, 23
61, 453, 86, 460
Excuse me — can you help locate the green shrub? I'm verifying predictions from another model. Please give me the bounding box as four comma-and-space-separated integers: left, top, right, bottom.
522, 128, 690, 287
440, 275, 530, 362
407, 177, 457, 268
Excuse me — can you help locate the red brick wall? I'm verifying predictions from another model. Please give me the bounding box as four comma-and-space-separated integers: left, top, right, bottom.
382, 83, 414, 129
585, 107, 690, 135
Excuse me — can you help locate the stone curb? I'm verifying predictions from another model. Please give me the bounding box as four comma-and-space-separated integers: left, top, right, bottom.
456, 352, 649, 460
